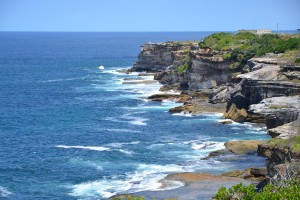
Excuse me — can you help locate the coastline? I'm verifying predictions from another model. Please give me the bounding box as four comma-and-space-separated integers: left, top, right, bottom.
110, 70, 270, 200
111, 32, 300, 199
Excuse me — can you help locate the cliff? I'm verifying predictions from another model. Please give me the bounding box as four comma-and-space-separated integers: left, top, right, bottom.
127, 32, 300, 198
131, 32, 300, 124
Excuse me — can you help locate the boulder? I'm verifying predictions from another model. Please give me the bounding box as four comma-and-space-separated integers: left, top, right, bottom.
223, 103, 248, 122
224, 140, 266, 155
218, 119, 233, 124
148, 93, 179, 101
250, 167, 267, 177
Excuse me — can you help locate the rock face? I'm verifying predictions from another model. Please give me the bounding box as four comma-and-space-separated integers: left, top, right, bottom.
257, 139, 300, 185
132, 42, 193, 72
133, 42, 235, 90
249, 96, 300, 129
224, 140, 266, 155
131, 41, 300, 126
268, 119, 300, 138
223, 103, 248, 122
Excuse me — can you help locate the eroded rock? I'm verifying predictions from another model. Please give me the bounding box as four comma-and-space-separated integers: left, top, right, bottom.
225, 140, 266, 155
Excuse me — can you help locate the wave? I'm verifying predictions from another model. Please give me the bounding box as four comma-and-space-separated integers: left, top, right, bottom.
172, 111, 193, 117
69, 158, 103, 171
104, 115, 149, 126
200, 112, 223, 118
191, 141, 225, 152
56, 145, 110, 151
0, 186, 12, 198
40, 77, 82, 83
106, 141, 140, 148
100, 128, 141, 133
129, 119, 147, 126
118, 149, 134, 155
69, 163, 186, 199
98, 65, 105, 70
121, 114, 149, 126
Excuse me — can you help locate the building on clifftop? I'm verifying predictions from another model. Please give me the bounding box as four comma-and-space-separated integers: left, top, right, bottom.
238, 29, 272, 35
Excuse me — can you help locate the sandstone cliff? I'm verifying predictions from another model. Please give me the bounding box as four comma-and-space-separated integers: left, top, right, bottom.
131, 33, 300, 125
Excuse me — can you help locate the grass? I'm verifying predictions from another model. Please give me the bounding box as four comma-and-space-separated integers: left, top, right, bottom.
278, 50, 300, 64
215, 179, 300, 200
176, 52, 191, 73
199, 32, 300, 69
267, 136, 300, 153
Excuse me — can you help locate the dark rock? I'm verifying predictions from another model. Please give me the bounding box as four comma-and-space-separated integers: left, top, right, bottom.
218, 119, 233, 124
148, 93, 179, 102
257, 144, 273, 158
250, 167, 267, 177
201, 149, 232, 160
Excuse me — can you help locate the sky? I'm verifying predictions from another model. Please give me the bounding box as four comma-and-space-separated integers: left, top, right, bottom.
0, 0, 299, 32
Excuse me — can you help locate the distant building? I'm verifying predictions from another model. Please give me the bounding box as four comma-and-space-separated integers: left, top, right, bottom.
238, 29, 272, 35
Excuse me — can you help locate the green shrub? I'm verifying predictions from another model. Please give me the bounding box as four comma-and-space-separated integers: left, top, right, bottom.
295, 58, 300, 63
200, 32, 300, 64
177, 53, 191, 73
215, 179, 300, 200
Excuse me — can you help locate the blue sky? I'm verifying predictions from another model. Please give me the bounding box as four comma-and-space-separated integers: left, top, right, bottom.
0, 0, 299, 31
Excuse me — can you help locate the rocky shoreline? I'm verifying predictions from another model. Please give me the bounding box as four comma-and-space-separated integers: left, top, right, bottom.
112, 32, 300, 199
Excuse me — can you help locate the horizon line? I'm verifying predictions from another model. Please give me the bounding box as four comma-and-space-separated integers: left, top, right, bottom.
0, 30, 297, 33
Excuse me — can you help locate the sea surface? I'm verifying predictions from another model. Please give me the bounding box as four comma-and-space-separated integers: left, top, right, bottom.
0, 32, 271, 199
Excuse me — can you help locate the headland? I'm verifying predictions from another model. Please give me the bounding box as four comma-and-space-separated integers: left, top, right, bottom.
113, 31, 300, 199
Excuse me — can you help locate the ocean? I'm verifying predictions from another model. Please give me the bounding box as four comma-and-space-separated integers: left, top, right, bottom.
0, 32, 269, 199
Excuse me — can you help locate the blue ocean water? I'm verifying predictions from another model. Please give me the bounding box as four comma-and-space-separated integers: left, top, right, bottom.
0, 32, 269, 199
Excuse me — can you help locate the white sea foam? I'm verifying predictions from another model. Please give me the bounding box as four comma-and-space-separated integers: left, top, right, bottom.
102, 128, 141, 133
118, 149, 134, 155
191, 141, 225, 152
218, 119, 234, 124
40, 77, 81, 83
98, 65, 105, 70
105, 115, 149, 126
129, 119, 147, 126
70, 163, 186, 199
0, 186, 12, 198
69, 158, 103, 171
56, 145, 110, 151
200, 113, 224, 118
106, 141, 140, 147
121, 114, 149, 126
172, 111, 193, 117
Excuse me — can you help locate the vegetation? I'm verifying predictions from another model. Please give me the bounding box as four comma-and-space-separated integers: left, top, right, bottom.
278, 50, 300, 63
199, 32, 300, 69
177, 52, 191, 73
215, 179, 300, 200
295, 58, 300, 63
267, 136, 300, 153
